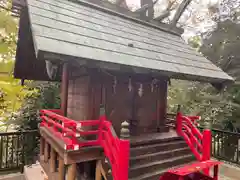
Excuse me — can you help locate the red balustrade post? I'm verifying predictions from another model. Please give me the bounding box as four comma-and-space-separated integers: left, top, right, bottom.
176, 112, 183, 136
118, 140, 130, 180
202, 129, 212, 175
119, 121, 130, 180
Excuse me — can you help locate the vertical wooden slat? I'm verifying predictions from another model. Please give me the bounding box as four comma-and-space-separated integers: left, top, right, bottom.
21, 133, 26, 173
40, 137, 44, 156
16, 135, 20, 167
95, 160, 102, 180
11, 135, 14, 167
0, 136, 3, 169
217, 133, 220, 157
237, 138, 239, 163
6, 135, 9, 168
58, 157, 65, 180
213, 133, 216, 157
44, 141, 49, 163
67, 163, 77, 180
220, 132, 224, 158
50, 147, 57, 172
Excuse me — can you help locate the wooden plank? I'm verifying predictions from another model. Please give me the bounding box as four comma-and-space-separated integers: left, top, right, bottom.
65, 146, 103, 164
31, 24, 219, 72
58, 157, 65, 180
66, 164, 76, 180
29, 14, 217, 67
95, 160, 102, 180
28, 8, 195, 56
40, 127, 103, 164
50, 147, 57, 173
44, 141, 49, 162
30, 24, 217, 72
28, 0, 189, 49
35, 36, 180, 75
40, 137, 44, 155
53, 0, 182, 35
35, 36, 232, 82
40, 127, 66, 159
28, 0, 182, 42
33, 32, 228, 77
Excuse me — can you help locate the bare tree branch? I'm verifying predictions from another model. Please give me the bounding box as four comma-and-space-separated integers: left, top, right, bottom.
153, 0, 160, 5
154, 11, 170, 21
170, 0, 192, 26
134, 4, 149, 13
115, 0, 128, 8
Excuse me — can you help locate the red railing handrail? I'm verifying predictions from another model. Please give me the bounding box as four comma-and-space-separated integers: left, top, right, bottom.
40, 109, 129, 180
176, 112, 211, 167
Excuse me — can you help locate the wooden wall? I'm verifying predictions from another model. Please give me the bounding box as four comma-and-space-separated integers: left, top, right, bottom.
66, 67, 168, 136
67, 67, 102, 120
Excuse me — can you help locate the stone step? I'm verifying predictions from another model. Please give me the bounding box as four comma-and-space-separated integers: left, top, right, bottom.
129, 169, 165, 180
130, 147, 191, 166
130, 134, 181, 147
130, 140, 187, 156
129, 154, 195, 178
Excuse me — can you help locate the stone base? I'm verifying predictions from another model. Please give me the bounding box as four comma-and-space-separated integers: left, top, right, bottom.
0, 173, 24, 180
24, 163, 46, 180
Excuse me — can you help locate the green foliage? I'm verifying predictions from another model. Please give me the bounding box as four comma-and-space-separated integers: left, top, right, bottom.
168, 80, 233, 128
14, 82, 61, 130
0, 3, 30, 132
171, 16, 240, 131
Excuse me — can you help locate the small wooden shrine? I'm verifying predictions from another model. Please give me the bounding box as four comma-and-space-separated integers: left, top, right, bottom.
13, 0, 233, 179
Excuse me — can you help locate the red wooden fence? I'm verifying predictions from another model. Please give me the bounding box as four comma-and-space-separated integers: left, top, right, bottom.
40, 109, 130, 180
176, 112, 211, 174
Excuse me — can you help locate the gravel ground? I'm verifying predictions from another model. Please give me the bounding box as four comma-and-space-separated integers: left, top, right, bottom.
219, 174, 236, 180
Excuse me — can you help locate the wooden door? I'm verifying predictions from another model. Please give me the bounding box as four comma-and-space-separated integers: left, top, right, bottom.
132, 81, 159, 135
104, 77, 133, 136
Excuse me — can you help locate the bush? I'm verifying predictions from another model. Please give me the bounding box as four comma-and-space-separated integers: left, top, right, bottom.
14, 81, 60, 130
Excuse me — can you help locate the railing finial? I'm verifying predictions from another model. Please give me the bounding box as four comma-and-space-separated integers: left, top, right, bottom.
120, 121, 130, 139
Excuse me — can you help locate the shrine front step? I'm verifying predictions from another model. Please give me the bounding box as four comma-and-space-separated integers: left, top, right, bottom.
129, 137, 195, 180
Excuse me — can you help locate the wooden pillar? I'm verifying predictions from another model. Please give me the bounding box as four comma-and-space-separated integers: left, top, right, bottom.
58, 157, 65, 180
67, 163, 76, 180
95, 160, 102, 180
40, 137, 45, 156
157, 79, 168, 130
213, 165, 219, 180
50, 147, 57, 172
44, 141, 49, 162
61, 63, 69, 116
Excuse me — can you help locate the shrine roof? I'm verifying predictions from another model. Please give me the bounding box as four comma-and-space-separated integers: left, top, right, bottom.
14, 0, 233, 84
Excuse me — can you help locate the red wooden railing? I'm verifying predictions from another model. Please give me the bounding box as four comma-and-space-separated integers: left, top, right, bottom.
40, 109, 130, 180
176, 112, 211, 174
